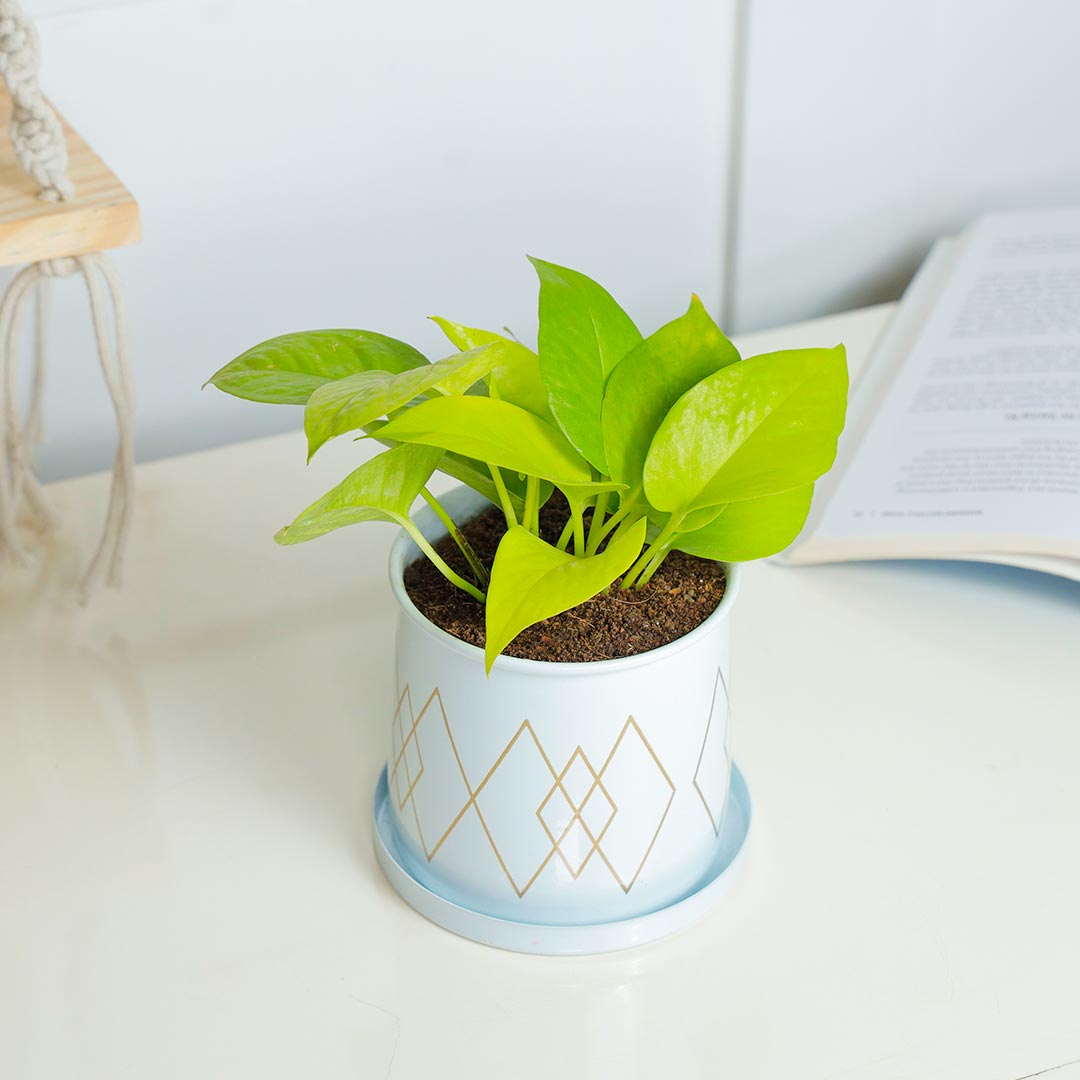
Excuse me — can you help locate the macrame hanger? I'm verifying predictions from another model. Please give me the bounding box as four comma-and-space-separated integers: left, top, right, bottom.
0, 0, 136, 601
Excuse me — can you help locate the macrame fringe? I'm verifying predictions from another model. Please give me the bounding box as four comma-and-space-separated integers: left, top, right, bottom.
0, 255, 136, 601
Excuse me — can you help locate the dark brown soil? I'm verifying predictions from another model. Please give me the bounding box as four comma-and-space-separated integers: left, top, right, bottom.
404, 495, 726, 663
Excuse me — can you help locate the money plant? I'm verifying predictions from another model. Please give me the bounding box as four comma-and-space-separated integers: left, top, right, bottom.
207, 258, 848, 671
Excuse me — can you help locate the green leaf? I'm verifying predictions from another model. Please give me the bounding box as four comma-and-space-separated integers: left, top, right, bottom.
602, 295, 739, 489
672, 485, 815, 562
530, 257, 642, 473
304, 346, 497, 459
484, 518, 648, 672
376, 396, 593, 486
560, 480, 627, 497
558, 480, 628, 512
489, 349, 552, 420
275, 444, 442, 545
646, 501, 726, 533
431, 317, 552, 419
644, 346, 848, 511
429, 316, 497, 353
363, 419, 553, 518
207, 330, 428, 405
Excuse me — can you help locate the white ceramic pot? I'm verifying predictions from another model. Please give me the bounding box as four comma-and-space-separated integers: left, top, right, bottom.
384, 486, 741, 927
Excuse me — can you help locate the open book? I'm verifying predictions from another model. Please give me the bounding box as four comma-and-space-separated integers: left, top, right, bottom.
785, 207, 1080, 582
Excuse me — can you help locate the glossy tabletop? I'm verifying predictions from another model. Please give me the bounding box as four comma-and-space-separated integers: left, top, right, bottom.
3, 305, 1080, 1080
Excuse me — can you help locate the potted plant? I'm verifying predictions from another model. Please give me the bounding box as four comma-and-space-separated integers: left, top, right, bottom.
207, 258, 848, 954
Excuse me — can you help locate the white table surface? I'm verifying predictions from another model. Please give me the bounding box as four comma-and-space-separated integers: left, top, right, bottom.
3, 304, 1080, 1080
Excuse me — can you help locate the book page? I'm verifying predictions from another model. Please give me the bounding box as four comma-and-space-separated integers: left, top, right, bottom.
795, 208, 1080, 563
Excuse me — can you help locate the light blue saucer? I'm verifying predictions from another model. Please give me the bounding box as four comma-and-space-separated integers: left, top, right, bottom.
372, 763, 751, 955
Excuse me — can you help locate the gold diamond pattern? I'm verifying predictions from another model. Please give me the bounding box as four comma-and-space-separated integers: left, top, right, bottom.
389, 686, 424, 811
692, 667, 731, 836
588, 716, 676, 893
392, 685, 677, 898
536, 747, 617, 879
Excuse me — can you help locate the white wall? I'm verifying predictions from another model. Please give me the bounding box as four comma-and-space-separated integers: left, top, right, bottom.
26, 0, 736, 480
19, 0, 1080, 478
732, 0, 1080, 330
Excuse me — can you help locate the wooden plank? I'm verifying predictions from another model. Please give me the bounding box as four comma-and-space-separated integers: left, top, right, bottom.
0, 92, 140, 266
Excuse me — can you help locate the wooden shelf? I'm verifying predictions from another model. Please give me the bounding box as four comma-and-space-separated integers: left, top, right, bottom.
0, 93, 140, 267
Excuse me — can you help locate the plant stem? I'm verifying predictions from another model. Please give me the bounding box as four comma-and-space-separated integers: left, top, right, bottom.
621, 511, 685, 589
489, 464, 517, 530
421, 488, 488, 586
634, 541, 674, 587
586, 490, 610, 551
555, 517, 574, 551
524, 475, 540, 534
569, 496, 586, 555
621, 548, 652, 590
587, 486, 640, 554
405, 522, 486, 603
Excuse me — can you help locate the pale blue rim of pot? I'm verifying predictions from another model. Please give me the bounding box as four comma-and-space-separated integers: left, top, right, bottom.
388, 485, 742, 678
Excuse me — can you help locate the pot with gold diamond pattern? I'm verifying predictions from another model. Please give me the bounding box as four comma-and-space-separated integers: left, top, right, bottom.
383, 486, 741, 929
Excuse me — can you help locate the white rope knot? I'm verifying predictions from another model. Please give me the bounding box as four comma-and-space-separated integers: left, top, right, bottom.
38, 256, 77, 278
0, 4, 73, 202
